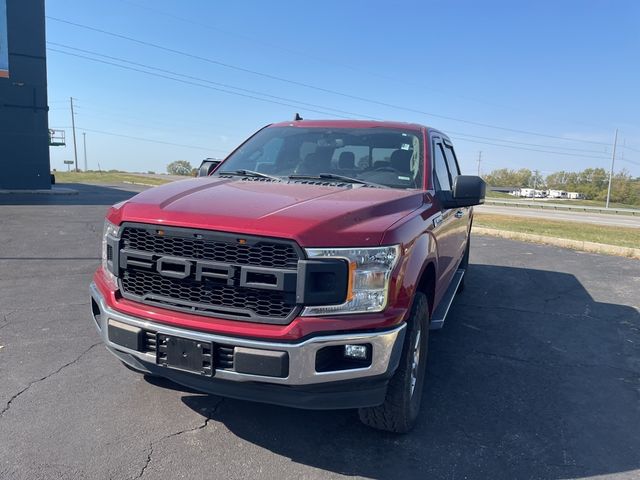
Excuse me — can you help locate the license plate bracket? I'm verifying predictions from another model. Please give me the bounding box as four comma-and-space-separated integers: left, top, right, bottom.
156, 334, 213, 376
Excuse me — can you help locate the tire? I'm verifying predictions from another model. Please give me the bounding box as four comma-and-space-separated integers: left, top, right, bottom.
358, 292, 430, 433
457, 238, 470, 294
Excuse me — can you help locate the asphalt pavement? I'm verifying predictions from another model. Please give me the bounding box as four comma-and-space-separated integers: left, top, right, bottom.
1, 183, 639, 480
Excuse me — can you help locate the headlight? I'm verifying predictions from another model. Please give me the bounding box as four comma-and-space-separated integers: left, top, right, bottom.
302, 245, 400, 316
101, 220, 120, 288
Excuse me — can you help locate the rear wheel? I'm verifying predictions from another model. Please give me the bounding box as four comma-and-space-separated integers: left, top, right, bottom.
358, 292, 430, 433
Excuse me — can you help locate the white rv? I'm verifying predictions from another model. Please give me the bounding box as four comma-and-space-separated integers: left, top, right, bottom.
547, 189, 568, 199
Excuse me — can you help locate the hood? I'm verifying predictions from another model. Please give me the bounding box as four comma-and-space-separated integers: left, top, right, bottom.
107, 177, 424, 247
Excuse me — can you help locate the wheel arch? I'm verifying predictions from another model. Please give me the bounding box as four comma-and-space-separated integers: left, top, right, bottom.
397, 230, 438, 319
415, 261, 436, 317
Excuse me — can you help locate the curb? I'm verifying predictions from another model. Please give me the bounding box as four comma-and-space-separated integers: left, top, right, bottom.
122, 181, 160, 187
0, 187, 78, 195
473, 227, 640, 260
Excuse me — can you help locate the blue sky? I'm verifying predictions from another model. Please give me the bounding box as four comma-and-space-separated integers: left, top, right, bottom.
45, 0, 640, 176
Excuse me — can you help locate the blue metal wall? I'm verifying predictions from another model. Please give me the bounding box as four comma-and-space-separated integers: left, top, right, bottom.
0, 0, 50, 190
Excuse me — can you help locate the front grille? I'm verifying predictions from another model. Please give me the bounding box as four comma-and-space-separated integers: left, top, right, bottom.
121, 269, 294, 319
122, 226, 298, 269
117, 223, 302, 324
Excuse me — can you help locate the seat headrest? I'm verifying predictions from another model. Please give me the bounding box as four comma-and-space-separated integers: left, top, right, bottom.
390, 149, 413, 173
338, 151, 355, 169
296, 152, 329, 174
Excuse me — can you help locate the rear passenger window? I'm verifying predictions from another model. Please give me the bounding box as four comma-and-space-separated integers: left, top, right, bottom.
433, 141, 451, 191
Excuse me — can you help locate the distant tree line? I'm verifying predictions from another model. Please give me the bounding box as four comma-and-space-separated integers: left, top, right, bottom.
483, 167, 640, 205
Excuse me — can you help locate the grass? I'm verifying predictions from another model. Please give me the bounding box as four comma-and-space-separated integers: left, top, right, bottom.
53, 171, 174, 186
485, 191, 514, 199
474, 213, 640, 249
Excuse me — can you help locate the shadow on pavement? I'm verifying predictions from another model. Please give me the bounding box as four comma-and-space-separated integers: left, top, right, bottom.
169, 265, 640, 479
167, 264, 640, 479
0, 183, 143, 206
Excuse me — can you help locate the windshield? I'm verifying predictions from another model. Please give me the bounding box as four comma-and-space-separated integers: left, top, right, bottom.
217, 126, 424, 189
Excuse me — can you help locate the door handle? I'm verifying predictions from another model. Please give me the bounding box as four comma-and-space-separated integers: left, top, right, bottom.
454, 210, 464, 218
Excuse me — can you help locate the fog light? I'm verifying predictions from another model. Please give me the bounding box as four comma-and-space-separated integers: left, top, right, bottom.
344, 344, 368, 360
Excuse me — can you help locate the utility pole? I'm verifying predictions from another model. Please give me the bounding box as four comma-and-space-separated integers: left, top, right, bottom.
82, 132, 87, 172
605, 128, 618, 209
70, 97, 79, 172
532, 170, 538, 202
477, 151, 482, 176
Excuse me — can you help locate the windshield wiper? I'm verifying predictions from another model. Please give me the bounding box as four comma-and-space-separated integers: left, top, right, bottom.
288, 173, 387, 188
218, 169, 281, 181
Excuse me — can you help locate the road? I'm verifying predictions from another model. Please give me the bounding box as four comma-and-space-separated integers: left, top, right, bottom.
1, 183, 639, 480
478, 204, 640, 228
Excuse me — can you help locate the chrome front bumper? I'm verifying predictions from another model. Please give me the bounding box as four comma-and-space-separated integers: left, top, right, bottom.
90, 282, 406, 386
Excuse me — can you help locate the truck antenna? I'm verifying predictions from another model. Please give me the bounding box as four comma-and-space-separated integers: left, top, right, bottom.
294, 113, 303, 121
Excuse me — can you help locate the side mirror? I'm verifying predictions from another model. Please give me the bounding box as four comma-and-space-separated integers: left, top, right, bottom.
197, 159, 221, 177
438, 175, 486, 208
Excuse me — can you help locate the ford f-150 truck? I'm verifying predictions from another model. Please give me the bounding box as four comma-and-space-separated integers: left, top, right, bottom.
90, 119, 486, 432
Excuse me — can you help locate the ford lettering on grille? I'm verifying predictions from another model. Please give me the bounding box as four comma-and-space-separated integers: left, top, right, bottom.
116, 223, 303, 324
120, 250, 296, 290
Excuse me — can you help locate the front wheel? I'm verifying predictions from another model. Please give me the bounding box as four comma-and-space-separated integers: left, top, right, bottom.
358, 292, 430, 433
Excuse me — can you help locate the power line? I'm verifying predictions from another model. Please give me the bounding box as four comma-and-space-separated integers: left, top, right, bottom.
47, 47, 353, 119
51, 123, 229, 153
46, 16, 615, 147
619, 158, 640, 167
622, 144, 640, 153
113, 0, 553, 118
76, 127, 227, 152
49, 42, 374, 120
453, 134, 640, 167
446, 130, 609, 155
68, 110, 243, 141
65, 102, 246, 136
450, 135, 610, 160
49, 48, 640, 168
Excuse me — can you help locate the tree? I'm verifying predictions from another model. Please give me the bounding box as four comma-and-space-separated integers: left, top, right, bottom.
483, 168, 532, 187
542, 167, 640, 204
167, 160, 193, 176
529, 170, 545, 189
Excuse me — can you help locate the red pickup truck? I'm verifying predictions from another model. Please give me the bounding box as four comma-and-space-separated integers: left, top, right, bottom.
90, 119, 485, 432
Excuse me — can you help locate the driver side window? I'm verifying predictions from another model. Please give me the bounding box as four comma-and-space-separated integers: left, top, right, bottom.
433, 141, 451, 191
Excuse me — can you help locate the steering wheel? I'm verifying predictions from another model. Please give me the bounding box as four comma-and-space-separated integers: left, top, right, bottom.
373, 166, 399, 172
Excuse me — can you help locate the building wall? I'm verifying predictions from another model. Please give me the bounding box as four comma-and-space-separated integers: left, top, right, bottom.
0, 0, 50, 190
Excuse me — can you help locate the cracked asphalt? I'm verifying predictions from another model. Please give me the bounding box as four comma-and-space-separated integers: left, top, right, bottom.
1, 183, 639, 480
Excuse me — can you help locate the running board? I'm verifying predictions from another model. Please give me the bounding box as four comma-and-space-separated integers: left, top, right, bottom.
430, 268, 465, 330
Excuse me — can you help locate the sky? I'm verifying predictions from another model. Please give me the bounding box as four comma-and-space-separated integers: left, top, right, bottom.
45, 0, 640, 177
